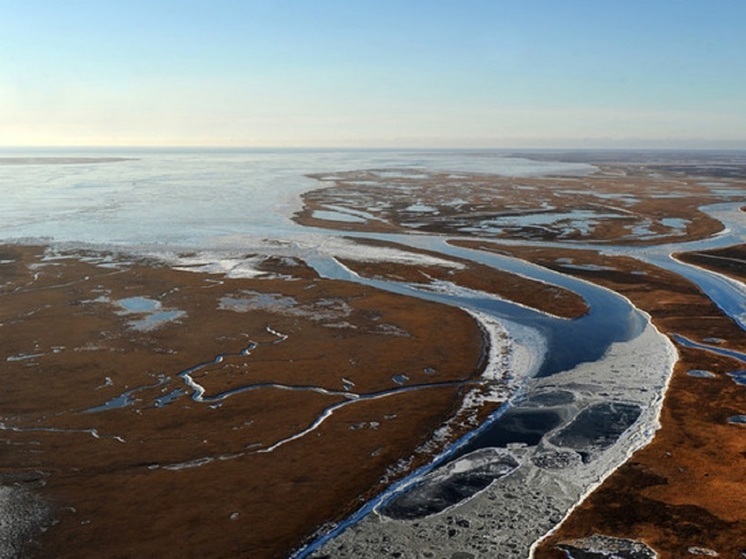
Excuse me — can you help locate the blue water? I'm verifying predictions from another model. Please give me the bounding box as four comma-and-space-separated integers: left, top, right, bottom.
645, 255, 746, 331
117, 296, 160, 313
674, 335, 746, 364
319, 233, 647, 377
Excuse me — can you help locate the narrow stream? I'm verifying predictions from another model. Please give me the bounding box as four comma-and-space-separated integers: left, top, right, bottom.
306, 238, 647, 378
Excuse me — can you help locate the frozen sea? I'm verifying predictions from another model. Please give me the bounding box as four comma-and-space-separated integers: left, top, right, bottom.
0, 148, 595, 249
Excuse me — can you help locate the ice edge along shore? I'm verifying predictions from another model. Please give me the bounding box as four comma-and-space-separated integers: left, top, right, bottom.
311, 312, 677, 558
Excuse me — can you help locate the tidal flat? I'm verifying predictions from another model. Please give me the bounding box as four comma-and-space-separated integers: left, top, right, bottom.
0, 150, 744, 558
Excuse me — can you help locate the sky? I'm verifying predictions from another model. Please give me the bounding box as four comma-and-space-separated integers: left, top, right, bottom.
1, 0, 745, 148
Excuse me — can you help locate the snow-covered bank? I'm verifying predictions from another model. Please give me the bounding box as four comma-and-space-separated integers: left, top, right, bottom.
290, 308, 541, 559
459, 310, 545, 412
310, 320, 677, 558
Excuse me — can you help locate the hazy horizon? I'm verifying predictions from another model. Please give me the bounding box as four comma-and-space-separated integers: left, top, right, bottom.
2, 145, 746, 153
2, 1, 745, 149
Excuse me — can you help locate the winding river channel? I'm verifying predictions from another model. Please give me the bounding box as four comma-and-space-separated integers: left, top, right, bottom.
1, 149, 744, 557
293, 199, 746, 557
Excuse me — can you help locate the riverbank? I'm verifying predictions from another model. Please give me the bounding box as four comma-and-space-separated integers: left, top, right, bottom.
466, 243, 746, 558
295, 153, 746, 558
308, 320, 676, 557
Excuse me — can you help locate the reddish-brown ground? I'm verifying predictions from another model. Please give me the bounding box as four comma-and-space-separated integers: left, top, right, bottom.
295, 166, 731, 245
294, 156, 746, 558
677, 243, 746, 282
0, 245, 487, 558
459, 242, 746, 558
335, 238, 588, 319
4, 154, 744, 558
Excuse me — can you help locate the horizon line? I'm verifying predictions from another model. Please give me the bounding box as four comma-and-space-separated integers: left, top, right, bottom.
2, 144, 746, 152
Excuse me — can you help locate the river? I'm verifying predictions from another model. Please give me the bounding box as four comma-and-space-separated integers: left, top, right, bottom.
1, 148, 743, 557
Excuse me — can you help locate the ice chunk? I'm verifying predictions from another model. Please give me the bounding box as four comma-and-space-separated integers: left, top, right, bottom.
558, 534, 658, 559
379, 448, 519, 520
549, 402, 642, 461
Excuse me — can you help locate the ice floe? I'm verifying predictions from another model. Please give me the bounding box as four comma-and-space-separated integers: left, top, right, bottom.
558, 534, 658, 559
379, 448, 519, 520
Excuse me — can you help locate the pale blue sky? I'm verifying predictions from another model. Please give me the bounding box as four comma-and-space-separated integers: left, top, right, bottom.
2, 0, 745, 148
